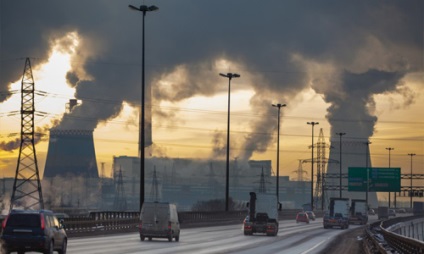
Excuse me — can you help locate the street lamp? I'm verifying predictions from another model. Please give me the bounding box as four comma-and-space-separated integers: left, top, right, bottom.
408, 153, 416, 208
336, 132, 346, 198
307, 121, 318, 211
386, 147, 394, 208
129, 3, 159, 211
219, 72, 240, 211
364, 141, 371, 208
272, 103, 286, 202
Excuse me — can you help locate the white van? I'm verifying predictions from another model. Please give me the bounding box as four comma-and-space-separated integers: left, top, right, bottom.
139, 201, 180, 242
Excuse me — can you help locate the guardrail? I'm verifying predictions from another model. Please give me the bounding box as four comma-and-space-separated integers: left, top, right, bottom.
363, 215, 424, 254
380, 216, 424, 253
62, 209, 318, 237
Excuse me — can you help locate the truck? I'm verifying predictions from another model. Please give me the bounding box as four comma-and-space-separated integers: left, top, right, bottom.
413, 201, 424, 216
377, 206, 389, 220
349, 199, 368, 225
323, 198, 350, 229
243, 192, 281, 236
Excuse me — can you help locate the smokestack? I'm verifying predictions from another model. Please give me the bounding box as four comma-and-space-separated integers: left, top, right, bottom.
44, 129, 99, 179
66, 99, 78, 113
326, 140, 378, 208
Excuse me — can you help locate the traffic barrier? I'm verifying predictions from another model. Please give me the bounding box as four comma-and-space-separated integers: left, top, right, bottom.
61, 209, 318, 237
363, 215, 424, 254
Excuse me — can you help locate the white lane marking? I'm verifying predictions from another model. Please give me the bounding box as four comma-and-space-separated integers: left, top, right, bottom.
299, 239, 329, 254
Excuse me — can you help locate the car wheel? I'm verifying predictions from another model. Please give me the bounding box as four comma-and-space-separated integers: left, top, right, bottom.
140, 235, 145, 241
175, 234, 180, 242
58, 238, 67, 254
148, 237, 152, 241
44, 240, 54, 254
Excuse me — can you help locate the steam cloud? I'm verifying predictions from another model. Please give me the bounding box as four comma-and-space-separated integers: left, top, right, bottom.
1, 1, 422, 161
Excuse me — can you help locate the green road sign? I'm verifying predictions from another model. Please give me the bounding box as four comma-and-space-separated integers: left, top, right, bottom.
348, 167, 401, 192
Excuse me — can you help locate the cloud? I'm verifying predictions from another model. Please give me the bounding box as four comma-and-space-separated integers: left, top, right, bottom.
1, 0, 422, 159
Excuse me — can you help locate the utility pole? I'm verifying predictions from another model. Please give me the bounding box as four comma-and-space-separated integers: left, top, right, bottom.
307, 122, 318, 211
219, 72, 240, 211
386, 147, 394, 208
272, 103, 286, 202
336, 132, 346, 198
128, 4, 159, 211
408, 153, 416, 208
364, 141, 371, 209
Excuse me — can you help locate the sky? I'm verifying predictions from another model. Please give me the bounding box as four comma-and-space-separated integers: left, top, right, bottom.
0, 0, 423, 196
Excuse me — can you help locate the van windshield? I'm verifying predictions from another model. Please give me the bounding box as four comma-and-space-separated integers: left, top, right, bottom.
7, 214, 41, 228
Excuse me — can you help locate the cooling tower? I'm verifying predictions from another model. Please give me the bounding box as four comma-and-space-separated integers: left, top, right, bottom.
326, 140, 378, 208
43, 129, 99, 178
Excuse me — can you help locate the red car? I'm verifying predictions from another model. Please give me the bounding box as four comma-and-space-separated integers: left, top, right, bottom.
296, 212, 310, 224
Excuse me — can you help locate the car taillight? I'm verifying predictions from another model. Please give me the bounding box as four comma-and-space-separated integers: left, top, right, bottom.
40, 214, 45, 230
139, 221, 142, 229
2, 215, 9, 229
168, 222, 172, 230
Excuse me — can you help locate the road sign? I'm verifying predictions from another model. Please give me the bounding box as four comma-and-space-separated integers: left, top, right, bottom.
348, 167, 401, 192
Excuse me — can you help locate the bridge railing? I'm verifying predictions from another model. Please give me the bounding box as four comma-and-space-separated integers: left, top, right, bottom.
61, 209, 314, 237
363, 215, 424, 254
380, 215, 424, 253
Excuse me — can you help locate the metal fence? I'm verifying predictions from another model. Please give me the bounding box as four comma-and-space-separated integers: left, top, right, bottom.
62, 209, 316, 237
363, 215, 424, 254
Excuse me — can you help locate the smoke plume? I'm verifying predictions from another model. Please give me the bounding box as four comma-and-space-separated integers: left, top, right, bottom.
1, 0, 422, 159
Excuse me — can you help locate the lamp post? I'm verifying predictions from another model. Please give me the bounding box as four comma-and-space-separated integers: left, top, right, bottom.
336, 132, 346, 198
307, 122, 318, 211
129, 4, 159, 211
364, 141, 371, 209
386, 147, 394, 208
408, 153, 416, 208
219, 72, 240, 211
272, 103, 286, 202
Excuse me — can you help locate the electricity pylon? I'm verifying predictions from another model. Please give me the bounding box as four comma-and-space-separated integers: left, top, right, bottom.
114, 167, 127, 211
10, 58, 44, 210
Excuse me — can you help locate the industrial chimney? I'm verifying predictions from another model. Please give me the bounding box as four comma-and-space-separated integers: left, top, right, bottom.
326, 140, 378, 208
43, 129, 99, 179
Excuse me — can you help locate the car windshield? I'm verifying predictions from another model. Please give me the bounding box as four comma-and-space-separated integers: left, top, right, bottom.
7, 214, 40, 228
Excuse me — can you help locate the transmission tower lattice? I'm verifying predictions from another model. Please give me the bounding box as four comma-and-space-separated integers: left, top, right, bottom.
114, 167, 127, 210
293, 159, 308, 181
256, 167, 271, 193
314, 129, 330, 210
10, 58, 44, 210
149, 167, 160, 201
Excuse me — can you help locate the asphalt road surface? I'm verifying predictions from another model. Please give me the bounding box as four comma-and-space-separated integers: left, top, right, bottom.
64, 218, 363, 254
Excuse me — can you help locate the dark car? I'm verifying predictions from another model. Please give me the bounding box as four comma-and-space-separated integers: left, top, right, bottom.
305, 211, 316, 221
296, 212, 310, 224
0, 209, 67, 254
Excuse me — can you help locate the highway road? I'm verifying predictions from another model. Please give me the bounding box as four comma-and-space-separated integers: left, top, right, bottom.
65, 217, 364, 254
